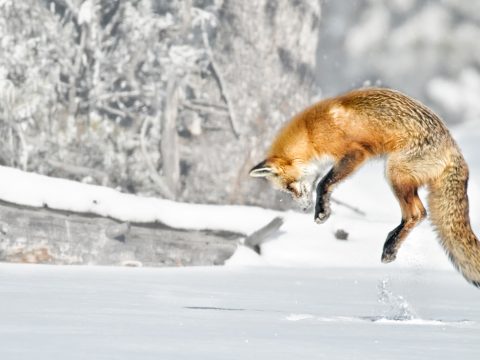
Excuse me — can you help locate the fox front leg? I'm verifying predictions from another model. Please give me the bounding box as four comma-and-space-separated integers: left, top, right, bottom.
314, 150, 368, 224
314, 171, 333, 223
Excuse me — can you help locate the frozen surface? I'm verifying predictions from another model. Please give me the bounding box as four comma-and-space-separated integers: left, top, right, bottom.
0, 263, 479, 360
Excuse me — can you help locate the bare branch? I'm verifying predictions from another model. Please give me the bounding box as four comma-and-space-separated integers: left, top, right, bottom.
96, 104, 134, 119
189, 99, 228, 111
139, 116, 175, 199
160, 77, 180, 198
66, 17, 88, 140
244, 216, 284, 254
11, 123, 28, 171
182, 100, 229, 115
200, 21, 240, 139
95, 91, 142, 102
331, 197, 366, 216
45, 159, 108, 183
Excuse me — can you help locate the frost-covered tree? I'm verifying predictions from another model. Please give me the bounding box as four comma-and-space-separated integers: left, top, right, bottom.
0, 0, 215, 199
0, 1, 70, 169
0, 0, 321, 208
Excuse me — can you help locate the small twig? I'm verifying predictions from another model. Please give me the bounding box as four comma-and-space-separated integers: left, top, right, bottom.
96, 104, 127, 118
190, 99, 228, 111
95, 91, 142, 102
244, 217, 284, 254
182, 101, 228, 115
45, 159, 108, 183
331, 197, 366, 216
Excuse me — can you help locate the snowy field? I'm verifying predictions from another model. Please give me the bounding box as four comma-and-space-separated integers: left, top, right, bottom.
0, 264, 479, 360
0, 126, 479, 359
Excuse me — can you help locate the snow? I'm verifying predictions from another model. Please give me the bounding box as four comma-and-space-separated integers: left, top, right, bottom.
0, 264, 479, 360
0, 122, 479, 358
0, 165, 276, 235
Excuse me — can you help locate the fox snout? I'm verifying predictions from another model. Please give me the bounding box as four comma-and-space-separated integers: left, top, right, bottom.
289, 181, 313, 211
249, 160, 313, 210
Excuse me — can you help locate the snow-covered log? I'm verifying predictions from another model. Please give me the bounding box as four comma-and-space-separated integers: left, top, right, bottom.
0, 200, 241, 267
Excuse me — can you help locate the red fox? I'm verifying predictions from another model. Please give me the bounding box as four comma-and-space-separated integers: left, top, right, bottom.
250, 87, 480, 287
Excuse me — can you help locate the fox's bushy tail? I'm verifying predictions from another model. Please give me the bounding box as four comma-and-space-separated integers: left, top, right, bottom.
428, 153, 480, 287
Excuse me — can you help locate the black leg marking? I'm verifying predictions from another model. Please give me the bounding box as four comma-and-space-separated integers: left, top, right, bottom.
313, 150, 368, 225
314, 170, 333, 224
381, 220, 406, 263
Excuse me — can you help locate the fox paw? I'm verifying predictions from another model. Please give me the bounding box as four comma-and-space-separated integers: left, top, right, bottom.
314, 208, 331, 224
381, 248, 397, 263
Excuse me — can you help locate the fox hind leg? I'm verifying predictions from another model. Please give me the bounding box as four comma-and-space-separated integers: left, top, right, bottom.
382, 167, 427, 263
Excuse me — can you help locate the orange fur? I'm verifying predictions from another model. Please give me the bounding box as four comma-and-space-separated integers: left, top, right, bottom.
250, 87, 480, 287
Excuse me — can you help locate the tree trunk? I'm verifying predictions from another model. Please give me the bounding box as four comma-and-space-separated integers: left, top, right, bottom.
161, 76, 180, 198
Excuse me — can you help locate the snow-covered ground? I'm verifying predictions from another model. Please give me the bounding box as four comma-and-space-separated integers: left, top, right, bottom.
0, 126, 479, 359
0, 264, 479, 360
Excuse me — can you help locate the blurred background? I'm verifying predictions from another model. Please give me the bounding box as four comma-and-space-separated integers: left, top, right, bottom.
1, 0, 479, 209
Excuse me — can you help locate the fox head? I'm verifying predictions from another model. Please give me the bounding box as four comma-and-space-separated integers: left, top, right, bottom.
249, 157, 318, 209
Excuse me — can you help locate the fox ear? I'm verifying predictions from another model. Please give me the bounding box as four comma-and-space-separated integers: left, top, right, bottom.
249, 160, 276, 177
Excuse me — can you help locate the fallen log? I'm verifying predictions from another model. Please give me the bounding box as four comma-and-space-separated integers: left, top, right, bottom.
0, 200, 244, 267
244, 216, 284, 254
